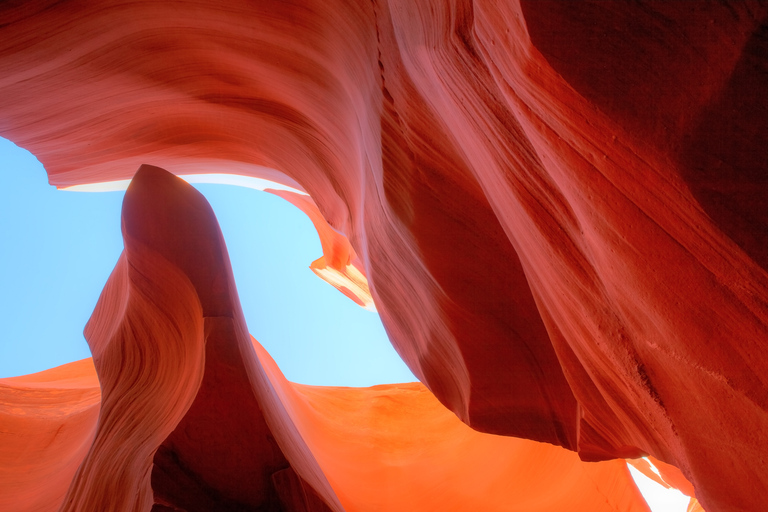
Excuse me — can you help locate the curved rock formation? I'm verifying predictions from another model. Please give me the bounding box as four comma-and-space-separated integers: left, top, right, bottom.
2, 166, 655, 511
0, 1, 766, 510
0, 359, 100, 512
104, 165, 340, 511
254, 338, 652, 512
267, 189, 375, 310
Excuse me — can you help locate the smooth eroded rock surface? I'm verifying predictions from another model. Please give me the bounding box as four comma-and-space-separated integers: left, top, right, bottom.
1, 1, 766, 510
3, 167, 656, 511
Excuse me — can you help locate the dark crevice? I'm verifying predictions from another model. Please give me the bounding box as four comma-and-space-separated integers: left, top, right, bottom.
152, 445, 286, 512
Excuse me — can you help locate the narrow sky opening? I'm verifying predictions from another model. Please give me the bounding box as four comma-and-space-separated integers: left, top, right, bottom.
0, 136, 415, 386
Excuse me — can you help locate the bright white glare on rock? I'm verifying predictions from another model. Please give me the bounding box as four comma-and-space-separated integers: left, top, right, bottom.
61, 173, 308, 195
627, 461, 691, 512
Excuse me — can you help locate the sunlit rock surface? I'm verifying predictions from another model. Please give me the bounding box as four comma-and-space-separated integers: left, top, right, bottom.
0, 360, 100, 512
267, 189, 376, 310
4, 167, 652, 511
0, 1, 766, 511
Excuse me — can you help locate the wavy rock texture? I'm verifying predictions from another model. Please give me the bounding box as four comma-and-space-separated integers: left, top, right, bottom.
0, 1, 766, 511
253, 337, 653, 512
267, 189, 375, 310
109, 165, 340, 511
0, 360, 100, 512
2, 167, 656, 511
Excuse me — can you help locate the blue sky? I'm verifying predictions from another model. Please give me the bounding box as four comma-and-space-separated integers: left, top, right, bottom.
0, 136, 415, 386
0, 138, 691, 512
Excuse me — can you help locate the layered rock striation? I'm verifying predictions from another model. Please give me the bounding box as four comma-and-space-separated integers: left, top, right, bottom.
3, 166, 654, 511
0, 1, 766, 511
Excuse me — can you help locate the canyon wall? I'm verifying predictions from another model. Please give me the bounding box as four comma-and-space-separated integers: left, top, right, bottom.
0, 1, 766, 510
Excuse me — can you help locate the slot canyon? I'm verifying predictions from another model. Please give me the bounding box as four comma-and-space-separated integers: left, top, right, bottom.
1, 1, 766, 511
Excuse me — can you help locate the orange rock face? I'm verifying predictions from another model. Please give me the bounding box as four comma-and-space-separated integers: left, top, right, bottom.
0, 2, 766, 511
0, 360, 100, 512
267, 189, 376, 310
2, 167, 654, 511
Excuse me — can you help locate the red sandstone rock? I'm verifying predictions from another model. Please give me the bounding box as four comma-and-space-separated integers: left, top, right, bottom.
253, 337, 653, 512
0, 1, 766, 510
1, 167, 657, 511
0, 359, 100, 512
267, 189, 375, 310
1, 357, 654, 512
114, 165, 342, 511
